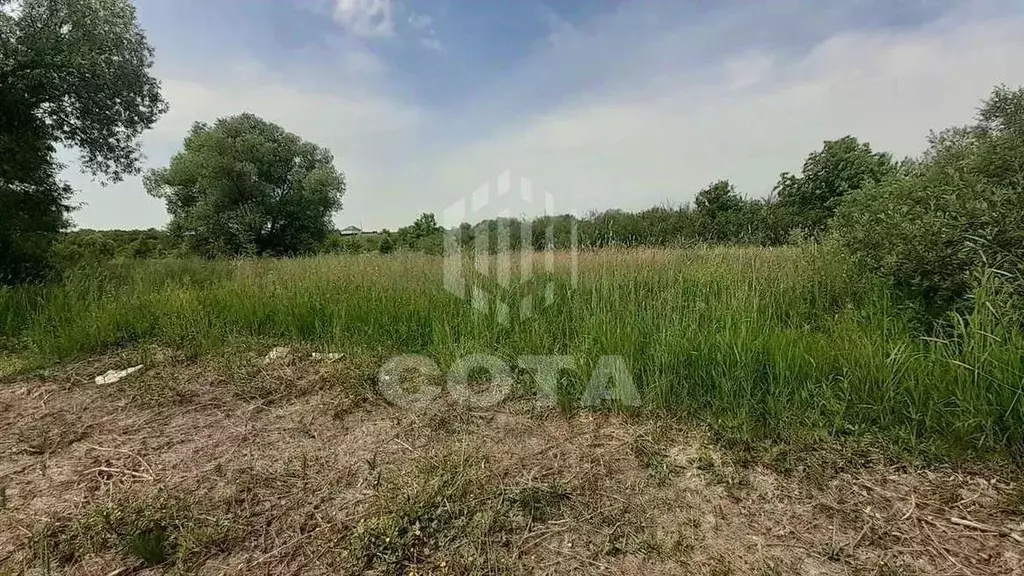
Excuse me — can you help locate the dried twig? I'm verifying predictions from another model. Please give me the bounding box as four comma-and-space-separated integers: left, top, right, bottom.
924, 524, 974, 576
900, 494, 916, 521
950, 517, 1024, 543
247, 527, 326, 567
83, 443, 156, 478
543, 544, 613, 571
849, 522, 871, 549
82, 466, 154, 480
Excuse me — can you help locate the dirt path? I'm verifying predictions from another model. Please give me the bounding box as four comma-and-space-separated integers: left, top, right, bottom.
2, 349, 1022, 575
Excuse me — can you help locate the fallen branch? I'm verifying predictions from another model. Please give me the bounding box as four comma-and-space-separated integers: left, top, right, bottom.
950, 517, 1024, 543
82, 467, 154, 481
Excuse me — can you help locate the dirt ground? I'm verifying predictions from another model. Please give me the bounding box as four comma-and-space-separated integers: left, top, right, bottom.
1, 347, 1022, 575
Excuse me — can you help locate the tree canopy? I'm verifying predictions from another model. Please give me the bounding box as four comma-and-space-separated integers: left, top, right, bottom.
693, 180, 750, 242
774, 136, 895, 237
0, 0, 166, 283
145, 113, 347, 257
1, 0, 166, 179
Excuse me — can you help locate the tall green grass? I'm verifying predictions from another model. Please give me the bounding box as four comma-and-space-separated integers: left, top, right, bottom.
1, 246, 1021, 459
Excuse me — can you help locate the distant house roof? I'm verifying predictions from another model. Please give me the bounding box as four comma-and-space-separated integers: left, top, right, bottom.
339, 226, 362, 235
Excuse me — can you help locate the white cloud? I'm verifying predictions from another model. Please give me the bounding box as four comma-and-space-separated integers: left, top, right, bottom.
329, 2, 442, 51
68, 2, 1024, 231
408, 13, 433, 30
333, 0, 395, 38
405, 8, 1024, 223
421, 36, 442, 52
408, 11, 441, 52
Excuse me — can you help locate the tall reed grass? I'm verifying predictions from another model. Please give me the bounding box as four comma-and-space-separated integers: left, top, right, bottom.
1, 246, 1021, 459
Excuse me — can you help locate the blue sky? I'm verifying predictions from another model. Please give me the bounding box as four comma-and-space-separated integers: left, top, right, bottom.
67, 0, 1024, 230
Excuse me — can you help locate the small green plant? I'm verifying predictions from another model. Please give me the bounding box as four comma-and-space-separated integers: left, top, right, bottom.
505, 483, 571, 523
347, 452, 567, 573
36, 492, 236, 571
630, 435, 674, 485
348, 453, 488, 572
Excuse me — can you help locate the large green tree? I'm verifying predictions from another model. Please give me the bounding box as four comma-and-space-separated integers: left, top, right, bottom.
773, 136, 895, 238
0, 0, 166, 283
145, 113, 347, 257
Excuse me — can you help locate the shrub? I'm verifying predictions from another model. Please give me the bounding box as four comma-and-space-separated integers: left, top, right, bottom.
834, 86, 1024, 312
834, 175, 1023, 309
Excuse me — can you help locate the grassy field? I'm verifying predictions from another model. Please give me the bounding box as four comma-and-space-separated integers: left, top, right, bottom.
4, 246, 1024, 574
2, 246, 1022, 461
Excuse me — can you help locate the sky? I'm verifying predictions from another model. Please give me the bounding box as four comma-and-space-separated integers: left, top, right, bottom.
65, 0, 1024, 231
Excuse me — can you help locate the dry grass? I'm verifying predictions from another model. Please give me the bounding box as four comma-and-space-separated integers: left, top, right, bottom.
1, 348, 1022, 575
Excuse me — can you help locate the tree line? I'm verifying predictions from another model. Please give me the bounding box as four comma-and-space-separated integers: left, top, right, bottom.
328, 134, 896, 257
3, 0, 1023, 319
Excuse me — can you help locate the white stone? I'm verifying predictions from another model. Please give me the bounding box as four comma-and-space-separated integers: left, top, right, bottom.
262, 347, 292, 364
95, 365, 144, 385
311, 352, 345, 362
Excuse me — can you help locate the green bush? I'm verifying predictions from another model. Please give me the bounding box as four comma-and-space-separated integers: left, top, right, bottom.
834, 175, 1023, 308
834, 86, 1024, 312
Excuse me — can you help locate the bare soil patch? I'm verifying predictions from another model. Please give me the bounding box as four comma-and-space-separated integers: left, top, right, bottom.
2, 348, 1022, 574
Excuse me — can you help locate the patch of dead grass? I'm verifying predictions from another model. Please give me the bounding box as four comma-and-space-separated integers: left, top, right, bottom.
1, 348, 1022, 575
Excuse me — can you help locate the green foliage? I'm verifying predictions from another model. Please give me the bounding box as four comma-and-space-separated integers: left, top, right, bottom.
409, 212, 441, 237
145, 113, 346, 257
348, 186, 782, 257
378, 232, 396, 254
1, 0, 167, 180
573, 207, 691, 248
0, 125, 72, 283
2, 248, 1023, 460
775, 136, 896, 238
52, 229, 179, 266
695, 180, 744, 217
322, 230, 382, 254
37, 492, 236, 571
392, 213, 444, 254
0, 0, 165, 283
693, 180, 767, 243
834, 86, 1024, 310
445, 196, 774, 252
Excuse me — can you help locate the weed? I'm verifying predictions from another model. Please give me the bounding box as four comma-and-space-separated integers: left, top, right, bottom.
348, 453, 496, 573
35, 491, 237, 572
630, 434, 675, 486
504, 483, 571, 523
347, 448, 579, 573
